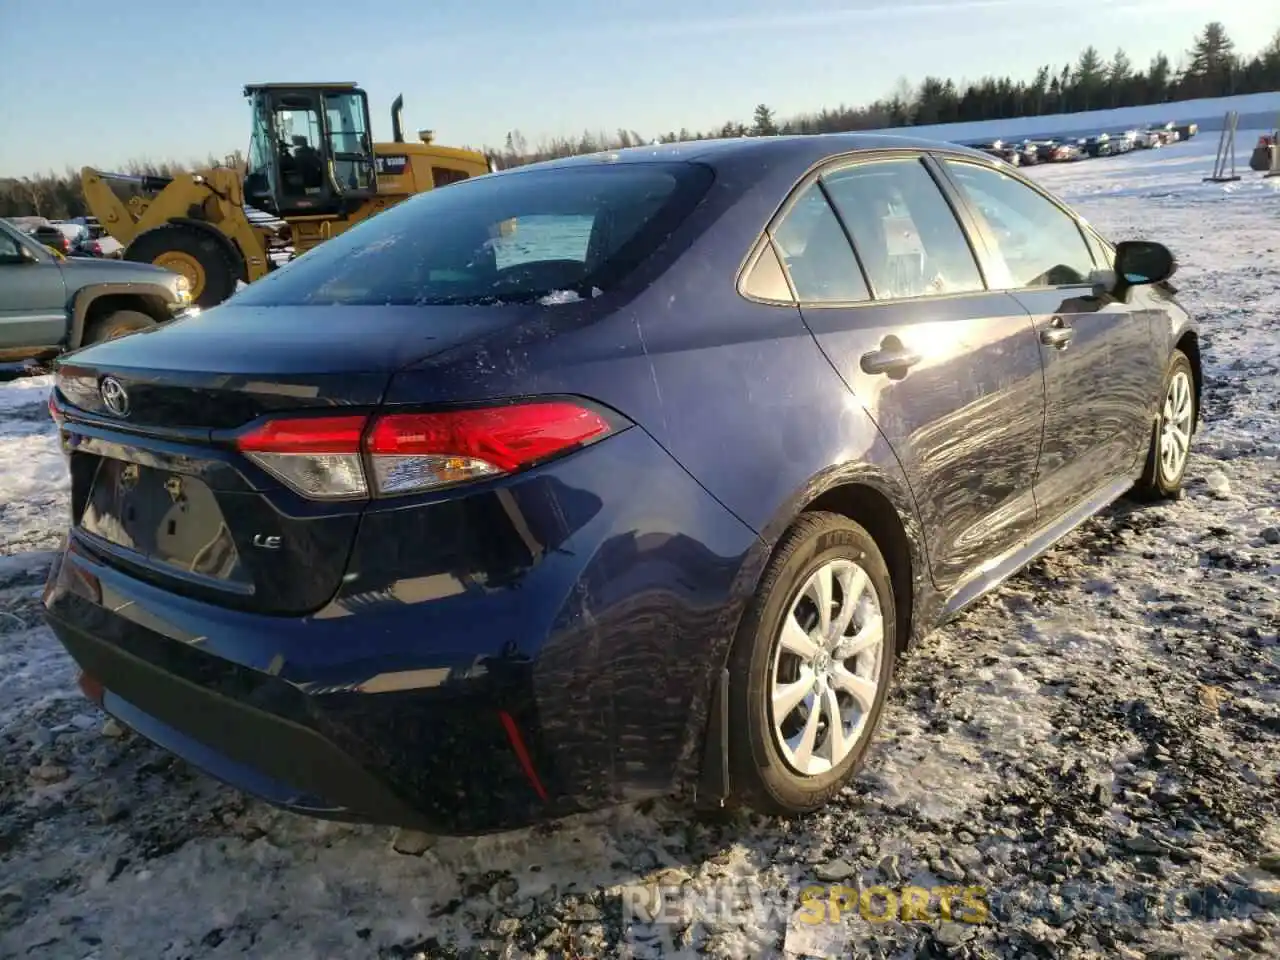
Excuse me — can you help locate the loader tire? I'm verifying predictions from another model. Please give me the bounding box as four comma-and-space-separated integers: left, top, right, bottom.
126, 225, 239, 309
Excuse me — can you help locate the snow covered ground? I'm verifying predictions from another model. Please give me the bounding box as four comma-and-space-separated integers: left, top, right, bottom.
1, 129, 1278, 960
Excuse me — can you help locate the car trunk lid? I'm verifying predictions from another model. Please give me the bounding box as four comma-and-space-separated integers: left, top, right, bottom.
54, 302, 536, 615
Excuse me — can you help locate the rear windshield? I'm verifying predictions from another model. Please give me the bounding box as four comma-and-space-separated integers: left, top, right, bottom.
234, 161, 713, 307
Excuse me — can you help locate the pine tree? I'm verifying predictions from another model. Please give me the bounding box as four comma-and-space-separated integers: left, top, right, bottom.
1074, 46, 1106, 110
1147, 53, 1173, 102
751, 104, 778, 136
1108, 49, 1132, 106
1185, 21, 1237, 96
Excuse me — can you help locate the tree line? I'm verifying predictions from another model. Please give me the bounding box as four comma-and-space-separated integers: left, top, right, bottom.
2, 21, 1277, 220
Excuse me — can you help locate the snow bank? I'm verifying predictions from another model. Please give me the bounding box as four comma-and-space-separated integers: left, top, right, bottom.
864, 90, 1280, 149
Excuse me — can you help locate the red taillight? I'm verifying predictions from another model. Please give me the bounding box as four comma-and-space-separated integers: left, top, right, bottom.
48, 389, 62, 425
237, 416, 365, 454
367, 402, 612, 494
237, 414, 369, 500
234, 401, 616, 500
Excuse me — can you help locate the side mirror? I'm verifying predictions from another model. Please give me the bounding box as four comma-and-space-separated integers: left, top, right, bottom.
1097, 240, 1175, 302
1114, 240, 1174, 286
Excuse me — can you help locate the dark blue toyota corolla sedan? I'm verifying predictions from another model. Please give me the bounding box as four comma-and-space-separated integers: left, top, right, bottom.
43, 134, 1199, 835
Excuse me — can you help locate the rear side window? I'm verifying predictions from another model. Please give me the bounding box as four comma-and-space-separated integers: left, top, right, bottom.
771, 183, 869, 303
740, 241, 793, 303
235, 162, 713, 306
941, 160, 1096, 288
821, 158, 985, 300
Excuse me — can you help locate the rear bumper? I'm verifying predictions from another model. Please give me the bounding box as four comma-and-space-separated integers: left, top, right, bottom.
43, 426, 759, 833
55, 614, 425, 825
46, 550, 551, 833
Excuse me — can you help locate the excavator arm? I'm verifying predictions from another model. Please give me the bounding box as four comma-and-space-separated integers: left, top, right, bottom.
80, 167, 150, 246
80, 166, 272, 292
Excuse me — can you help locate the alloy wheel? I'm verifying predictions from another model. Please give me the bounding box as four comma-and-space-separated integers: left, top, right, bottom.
1159, 369, 1193, 483
769, 558, 884, 777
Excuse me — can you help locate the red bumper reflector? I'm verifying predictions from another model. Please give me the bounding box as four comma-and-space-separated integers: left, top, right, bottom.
498, 710, 548, 803
78, 671, 104, 706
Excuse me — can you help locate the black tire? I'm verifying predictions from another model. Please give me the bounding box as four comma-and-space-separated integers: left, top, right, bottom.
83, 309, 155, 344
125, 224, 239, 309
726, 511, 897, 816
1132, 349, 1196, 501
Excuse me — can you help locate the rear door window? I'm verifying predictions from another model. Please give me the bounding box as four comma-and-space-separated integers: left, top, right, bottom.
233, 162, 713, 306
770, 183, 869, 303
821, 158, 985, 300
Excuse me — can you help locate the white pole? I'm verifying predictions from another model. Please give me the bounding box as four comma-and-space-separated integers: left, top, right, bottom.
1223, 112, 1233, 180
1211, 116, 1229, 179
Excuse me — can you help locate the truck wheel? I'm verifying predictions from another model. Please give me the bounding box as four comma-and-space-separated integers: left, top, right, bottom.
126, 225, 239, 308
84, 310, 155, 344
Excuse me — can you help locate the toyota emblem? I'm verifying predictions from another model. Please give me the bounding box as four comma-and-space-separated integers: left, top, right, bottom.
100, 377, 129, 417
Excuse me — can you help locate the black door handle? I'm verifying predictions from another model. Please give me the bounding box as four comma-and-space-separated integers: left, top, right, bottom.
1040, 316, 1073, 348
860, 345, 922, 377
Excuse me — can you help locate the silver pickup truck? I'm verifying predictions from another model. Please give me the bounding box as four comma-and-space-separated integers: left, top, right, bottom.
0, 217, 193, 363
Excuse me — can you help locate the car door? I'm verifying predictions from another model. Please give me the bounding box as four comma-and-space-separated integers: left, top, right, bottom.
933, 158, 1157, 523
777, 153, 1046, 592
0, 223, 68, 351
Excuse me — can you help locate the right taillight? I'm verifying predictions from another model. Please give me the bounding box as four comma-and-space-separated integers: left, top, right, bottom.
234, 400, 619, 501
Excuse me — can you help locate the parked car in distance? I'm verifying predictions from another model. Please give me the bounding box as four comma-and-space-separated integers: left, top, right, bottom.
32, 224, 75, 256
965, 140, 1025, 166
44, 134, 1200, 835
73, 232, 124, 259
1108, 132, 1135, 155
1049, 141, 1083, 162
0, 216, 193, 362
1083, 133, 1113, 158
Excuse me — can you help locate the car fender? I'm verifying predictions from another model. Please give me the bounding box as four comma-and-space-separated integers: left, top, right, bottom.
68, 282, 180, 349
728, 455, 930, 661
686, 454, 931, 803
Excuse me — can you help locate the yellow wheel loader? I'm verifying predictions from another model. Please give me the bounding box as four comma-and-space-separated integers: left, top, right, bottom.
81, 83, 494, 308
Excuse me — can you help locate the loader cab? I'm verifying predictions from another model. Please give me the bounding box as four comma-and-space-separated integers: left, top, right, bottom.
243, 83, 378, 218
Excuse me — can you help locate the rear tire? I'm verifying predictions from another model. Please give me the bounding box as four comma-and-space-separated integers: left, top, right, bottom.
125, 224, 239, 309
726, 512, 896, 816
84, 309, 155, 344
1132, 349, 1196, 501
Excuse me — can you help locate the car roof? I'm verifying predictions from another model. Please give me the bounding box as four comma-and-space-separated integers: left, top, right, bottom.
514, 133, 997, 178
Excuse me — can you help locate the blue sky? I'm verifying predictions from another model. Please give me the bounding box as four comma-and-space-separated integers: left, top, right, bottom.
0, 1, 1272, 176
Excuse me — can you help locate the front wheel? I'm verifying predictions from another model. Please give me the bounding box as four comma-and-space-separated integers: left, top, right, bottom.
727, 512, 896, 816
1133, 349, 1196, 500
83, 309, 155, 344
